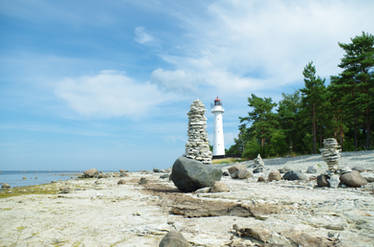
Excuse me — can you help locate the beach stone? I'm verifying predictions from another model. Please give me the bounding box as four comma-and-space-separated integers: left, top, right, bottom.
228, 165, 251, 179
352, 166, 366, 173
170, 156, 222, 192
210, 181, 230, 192
1, 183, 11, 189
119, 172, 128, 177
328, 174, 340, 188
160, 174, 169, 179
340, 171, 367, 187
222, 171, 229, 176
317, 174, 330, 187
278, 167, 290, 174
159, 231, 190, 247
97, 172, 109, 179
138, 177, 148, 185
361, 172, 374, 183
306, 166, 318, 174
253, 166, 264, 173
257, 176, 265, 182
83, 168, 99, 178
268, 170, 281, 182
283, 170, 307, 181
59, 187, 70, 194
153, 168, 161, 173
117, 179, 126, 185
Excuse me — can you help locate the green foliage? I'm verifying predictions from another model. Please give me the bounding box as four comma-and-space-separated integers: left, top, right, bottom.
227, 32, 374, 158
242, 136, 260, 159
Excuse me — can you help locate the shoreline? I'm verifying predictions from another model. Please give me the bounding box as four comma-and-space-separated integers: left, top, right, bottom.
1, 151, 374, 246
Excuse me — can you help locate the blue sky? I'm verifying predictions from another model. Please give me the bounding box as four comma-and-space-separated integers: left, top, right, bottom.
1, 0, 373, 171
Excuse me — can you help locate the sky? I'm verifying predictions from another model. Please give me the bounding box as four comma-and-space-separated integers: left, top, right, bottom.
0, 0, 373, 171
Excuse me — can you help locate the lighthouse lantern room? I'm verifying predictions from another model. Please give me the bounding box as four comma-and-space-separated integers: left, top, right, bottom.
211, 97, 225, 158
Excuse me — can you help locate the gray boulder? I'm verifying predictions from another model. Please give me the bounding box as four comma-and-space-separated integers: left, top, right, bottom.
282, 170, 307, 181
160, 174, 169, 179
268, 170, 281, 182
210, 181, 230, 193
306, 166, 317, 174
159, 231, 190, 247
278, 167, 291, 174
228, 165, 252, 179
117, 179, 126, 185
138, 177, 148, 185
170, 156, 222, 192
82, 168, 99, 178
317, 174, 330, 187
1, 183, 11, 189
340, 171, 368, 187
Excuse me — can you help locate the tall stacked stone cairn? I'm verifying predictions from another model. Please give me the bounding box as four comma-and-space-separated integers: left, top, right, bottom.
184, 99, 212, 164
319, 138, 341, 173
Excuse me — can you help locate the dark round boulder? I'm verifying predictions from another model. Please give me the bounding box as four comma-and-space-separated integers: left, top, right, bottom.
170, 156, 222, 192
340, 171, 368, 187
282, 170, 307, 181
159, 231, 190, 247
317, 174, 330, 187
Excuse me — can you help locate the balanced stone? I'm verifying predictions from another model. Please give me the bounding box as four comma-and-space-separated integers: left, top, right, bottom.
253, 154, 265, 173
185, 99, 212, 164
319, 138, 341, 173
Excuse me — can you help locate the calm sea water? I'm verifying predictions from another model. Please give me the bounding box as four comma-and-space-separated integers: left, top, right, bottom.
0, 171, 81, 188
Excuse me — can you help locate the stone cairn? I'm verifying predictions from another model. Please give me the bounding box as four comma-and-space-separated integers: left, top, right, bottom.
253, 153, 265, 173
185, 99, 212, 164
319, 138, 341, 173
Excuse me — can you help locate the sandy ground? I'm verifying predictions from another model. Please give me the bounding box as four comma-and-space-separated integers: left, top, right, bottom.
0, 151, 373, 247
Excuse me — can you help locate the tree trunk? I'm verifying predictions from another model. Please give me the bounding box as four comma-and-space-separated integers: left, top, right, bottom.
366, 107, 371, 149
354, 119, 358, 150
312, 103, 317, 153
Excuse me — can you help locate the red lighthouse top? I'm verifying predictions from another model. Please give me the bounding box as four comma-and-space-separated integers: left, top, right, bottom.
214, 96, 222, 106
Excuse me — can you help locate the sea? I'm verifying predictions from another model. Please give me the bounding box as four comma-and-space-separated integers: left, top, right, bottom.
0, 170, 81, 188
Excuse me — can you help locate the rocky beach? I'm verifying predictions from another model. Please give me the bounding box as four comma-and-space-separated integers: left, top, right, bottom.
1, 151, 373, 247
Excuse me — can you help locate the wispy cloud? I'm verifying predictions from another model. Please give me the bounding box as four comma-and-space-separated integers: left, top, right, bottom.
55, 70, 175, 118
150, 0, 374, 97
134, 26, 155, 44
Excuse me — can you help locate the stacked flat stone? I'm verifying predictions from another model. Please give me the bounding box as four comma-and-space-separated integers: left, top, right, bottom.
254, 154, 264, 167
320, 138, 341, 172
185, 99, 212, 164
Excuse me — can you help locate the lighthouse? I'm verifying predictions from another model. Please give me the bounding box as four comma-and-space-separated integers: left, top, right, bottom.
211, 97, 225, 158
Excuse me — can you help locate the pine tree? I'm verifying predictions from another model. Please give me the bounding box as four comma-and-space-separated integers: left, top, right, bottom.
336, 32, 374, 149
240, 94, 278, 157
300, 62, 327, 153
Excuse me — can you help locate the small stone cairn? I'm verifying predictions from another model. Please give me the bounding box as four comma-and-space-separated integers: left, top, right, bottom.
185, 99, 212, 164
252, 154, 265, 173
319, 138, 341, 173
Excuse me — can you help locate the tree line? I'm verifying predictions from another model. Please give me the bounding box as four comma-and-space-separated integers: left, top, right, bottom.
226, 32, 374, 159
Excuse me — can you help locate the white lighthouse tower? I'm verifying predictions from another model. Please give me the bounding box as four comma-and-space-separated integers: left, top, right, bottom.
211, 97, 225, 158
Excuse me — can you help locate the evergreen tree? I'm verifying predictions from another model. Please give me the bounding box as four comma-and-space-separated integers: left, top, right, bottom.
336, 32, 374, 149
277, 92, 303, 153
240, 94, 279, 157
300, 62, 327, 153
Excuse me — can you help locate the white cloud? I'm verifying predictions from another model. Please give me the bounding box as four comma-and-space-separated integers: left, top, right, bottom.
134, 26, 155, 44
151, 0, 374, 96
55, 70, 173, 118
